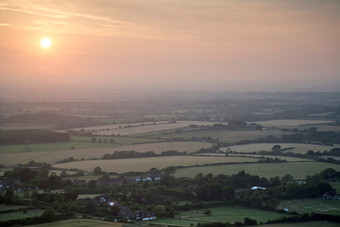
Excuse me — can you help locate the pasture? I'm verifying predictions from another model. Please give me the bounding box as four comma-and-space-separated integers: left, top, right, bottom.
227, 154, 312, 162
71, 121, 217, 136
157, 129, 289, 143
71, 135, 163, 145
252, 119, 333, 128
222, 143, 338, 154
0, 209, 43, 221
0, 141, 116, 153
174, 162, 340, 179
144, 114, 176, 120
0, 205, 29, 211
27, 219, 123, 227
53, 156, 259, 173
294, 124, 340, 132
257, 221, 340, 227
279, 199, 340, 216
152, 206, 290, 226
0, 123, 55, 131
330, 182, 340, 194
0, 142, 212, 166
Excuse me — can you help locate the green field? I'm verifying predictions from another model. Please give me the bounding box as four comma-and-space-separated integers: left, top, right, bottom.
0, 141, 116, 153
330, 182, 340, 194
62, 174, 100, 182
71, 121, 216, 136
0, 123, 55, 131
279, 199, 340, 216
257, 221, 340, 227
53, 156, 259, 173
156, 129, 289, 143
222, 143, 338, 154
77, 194, 101, 199
0, 204, 29, 211
0, 209, 43, 221
144, 114, 176, 120
71, 135, 164, 145
27, 219, 122, 227
253, 120, 333, 128
0, 141, 212, 166
175, 162, 340, 179
98, 117, 143, 124
228, 154, 312, 162
152, 206, 291, 226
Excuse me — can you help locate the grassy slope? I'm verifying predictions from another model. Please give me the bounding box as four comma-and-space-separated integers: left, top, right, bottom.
27, 219, 122, 227
53, 156, 260, 173
0, 209, 43, 221
152, 206, 289, 225
279, 199, 340, 216
175, 162, 340, 179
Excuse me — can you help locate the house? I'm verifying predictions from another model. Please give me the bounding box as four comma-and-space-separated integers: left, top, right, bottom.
119, 208, 136, 219
322, 189, 339, 200
96, 178, 124, 187
73, 179, 86, 185
136, 210, 156, 221
152, 174, 162, 181
135, 174, 162, 183
251, 186, 266, 190
94, 195, 112, 204
143, 176, 152, 182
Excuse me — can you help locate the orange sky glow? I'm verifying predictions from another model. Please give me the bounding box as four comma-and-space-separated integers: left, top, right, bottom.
0, 0, 339, 95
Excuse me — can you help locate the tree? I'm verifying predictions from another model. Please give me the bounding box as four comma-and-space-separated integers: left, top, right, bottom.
286, 181, 300, 196
267, 197, 280, 209
93, 166, 102, 175
320, 168, 336, 179
88, 180, 97, 190
40, 208, 56, 222
318, 181, 332, 195
4, 187, 14, 204
160, 174, 177, 187
153, 205, 166, 217
60, 170, 68, 177
272, 144, 281, 152
203, 210, 211, 216
101, 173, 110, 181
269, 176, 281, 186
282, 174, 293, 184
197, 183, 223, 200
223, 186, 235, 201
85, 200, 97, 214
244, 217, 257, 226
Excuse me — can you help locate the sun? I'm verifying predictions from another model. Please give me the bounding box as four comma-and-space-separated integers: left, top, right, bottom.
40, 38, 52, 49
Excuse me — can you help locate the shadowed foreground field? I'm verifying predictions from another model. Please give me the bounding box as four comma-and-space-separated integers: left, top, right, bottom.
27, 219, 122, 227
152, 206, 290, 226
279, 199, 340, 216
0, 209, 43, 222
257, 221, 340, 227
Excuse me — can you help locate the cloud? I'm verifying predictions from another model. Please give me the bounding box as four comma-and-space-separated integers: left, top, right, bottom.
0, 0, 133, 36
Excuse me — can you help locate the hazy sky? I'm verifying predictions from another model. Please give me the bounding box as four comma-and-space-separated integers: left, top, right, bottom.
1, 0, 340, 95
